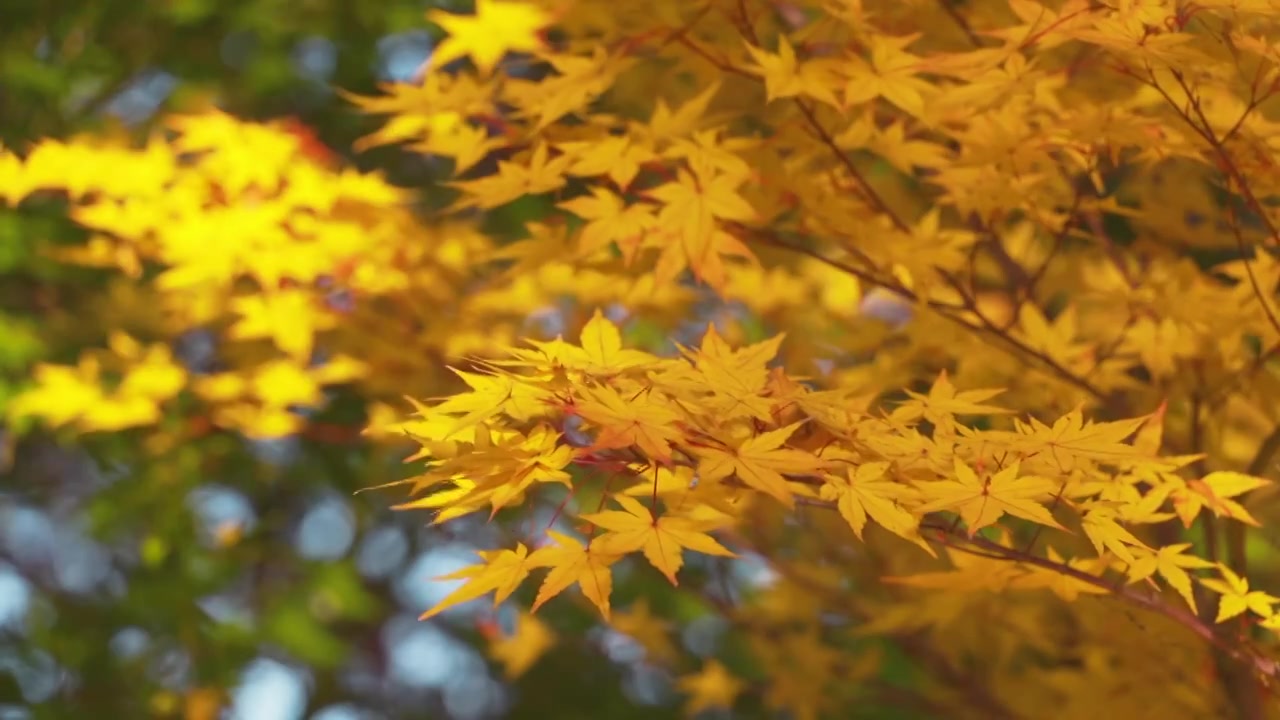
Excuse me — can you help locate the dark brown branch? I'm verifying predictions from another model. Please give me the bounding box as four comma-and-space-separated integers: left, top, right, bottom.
918, 522, 1280, 691
792, 99, 913, 234
935, 0, 983, 47
802, 495, 1280, 692
936, 270, 1109, 400
740, 223, 1110, 401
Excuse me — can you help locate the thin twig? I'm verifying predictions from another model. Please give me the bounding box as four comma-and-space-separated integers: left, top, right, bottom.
792, 99, 912, 233
935, 0, 983, 47
919, 522, 1280, 689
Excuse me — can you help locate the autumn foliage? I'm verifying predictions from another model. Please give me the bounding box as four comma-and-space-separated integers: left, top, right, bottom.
11, 0, 1280, 717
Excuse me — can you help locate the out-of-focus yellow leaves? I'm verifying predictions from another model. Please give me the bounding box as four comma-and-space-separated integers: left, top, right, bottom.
1, 136, 175, 204
118, 351, 186, 402
228, 291, 336, 362
9, 361, 107, 429
251, 361, 323, 408
487, 611, 555, 678
4, 111, 477, 444
8, 338, 187, 432
47, 234, 144, 277
609, 598, 680, 665
1010, 546, 1111, 602
677, 660, 744, 716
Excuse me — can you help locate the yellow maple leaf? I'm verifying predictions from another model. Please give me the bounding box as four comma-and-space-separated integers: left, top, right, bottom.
684, 323, 784, 372
1173, 471, 1271, 528
527, 530, 619, 619
574, 384, 683, 463
642, 81, 722, 142
559, 134, 654, 189
1200, 565, 1277, 623
819, 462, 934, 556
559, 188, 656, 261
917, 459, 1063, 536
420, 543, 533, 619
582, 495, 735, 585
1017, 303, 1094, 372
895, 370, 1010, 423
681, 325, 784, 423
1081, 507, 1150, 565
431, 368, 551, 436
393, 474, 481, 522
571, 309, 656, 374
692, 421, 827, 508
985, 0, 1093, 50
646, 159, 758, 289
1131, 400, 1167, 456
989, 408, 1147, 472
867, 121, 952, 174
451, 142, 569, 208
1126, 543, 1214, 613
428, 0, 551, 75
433, 424, 575, 516
744, 37, 842, 108
841, 34, 933, 117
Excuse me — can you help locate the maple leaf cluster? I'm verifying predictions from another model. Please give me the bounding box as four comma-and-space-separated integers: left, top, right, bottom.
395, 309, 1272, 631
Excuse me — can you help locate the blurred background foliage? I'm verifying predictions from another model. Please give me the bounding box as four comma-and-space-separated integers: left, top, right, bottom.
0, 1, 724, 719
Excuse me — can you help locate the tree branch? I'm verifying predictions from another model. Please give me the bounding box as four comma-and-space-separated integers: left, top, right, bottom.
919, 522, 1280, 693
